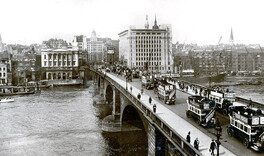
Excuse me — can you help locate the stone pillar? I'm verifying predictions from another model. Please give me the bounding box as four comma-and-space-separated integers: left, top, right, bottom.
52, 53, 54, 67
148, 122, 156, 156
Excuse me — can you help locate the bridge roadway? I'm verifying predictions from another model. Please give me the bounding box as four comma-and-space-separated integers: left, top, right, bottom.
102, 71, 234, 156
105, 71, 263, 156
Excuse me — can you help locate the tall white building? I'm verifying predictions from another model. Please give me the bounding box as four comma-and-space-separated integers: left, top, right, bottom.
87, 30, 104, 63
118, 16, 173, 73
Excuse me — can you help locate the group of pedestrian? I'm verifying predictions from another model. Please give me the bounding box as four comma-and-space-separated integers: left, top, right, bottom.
186, 131, 199, 150
186, 131, 217, 155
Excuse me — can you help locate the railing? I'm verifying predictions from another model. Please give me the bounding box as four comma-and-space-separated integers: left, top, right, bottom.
168, 78, 264, 110
90, 67, 202, 156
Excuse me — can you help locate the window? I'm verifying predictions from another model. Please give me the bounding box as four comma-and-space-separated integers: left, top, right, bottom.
244, 126, 248, 133
44, 55, 46, 59
3, 68, 5, 71
3, 73, 5, 77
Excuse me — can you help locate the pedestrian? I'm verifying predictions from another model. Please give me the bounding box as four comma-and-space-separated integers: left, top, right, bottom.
137, 93, 141, 100
141, 88, 144, 94
130, 86, 133, 92
153, 104, 156, 113
194, 138, 199, 150
209, 139, 217, 156
248, 98, 252, 108
149, 96, 152, 104
186, 131, 191, 143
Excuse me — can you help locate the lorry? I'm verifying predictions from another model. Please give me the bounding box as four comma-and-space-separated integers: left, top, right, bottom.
157, 82, 176, 105
227, 106, 264, 152
186, 95, 216, 127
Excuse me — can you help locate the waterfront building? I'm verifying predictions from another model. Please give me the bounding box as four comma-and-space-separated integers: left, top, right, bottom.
41, 43, 79, 80
0, 52, 12, 85
118, 15, 173, 73
0, 63, 7, 84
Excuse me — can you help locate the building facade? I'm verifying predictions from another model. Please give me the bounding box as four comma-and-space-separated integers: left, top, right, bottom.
118, 16, 173, 73
41, 46, 79, 80
87, 30, 104, 63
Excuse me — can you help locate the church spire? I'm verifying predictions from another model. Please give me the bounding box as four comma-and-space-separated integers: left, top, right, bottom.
144, 15, 149, 29
152, 15, 159, 29
229, 27, 234, 44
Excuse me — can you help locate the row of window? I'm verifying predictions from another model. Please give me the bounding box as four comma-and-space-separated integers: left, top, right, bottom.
135, 32, 161, 35
136, 57, 161, 61
135, 66, 165, 70
231, 119, 251, 134
0, 72, 6, 77
136, 62, 161, 66
44, 61, 76, 66
0, 67, 5, 71
136, 53, 161, 56
44, 55, 76, 60
189, 105, 201, 115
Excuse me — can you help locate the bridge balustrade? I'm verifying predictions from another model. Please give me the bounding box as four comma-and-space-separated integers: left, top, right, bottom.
91, 68, 202, 156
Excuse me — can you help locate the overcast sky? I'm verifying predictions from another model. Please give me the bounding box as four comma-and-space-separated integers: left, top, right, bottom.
1, 0, 264, 45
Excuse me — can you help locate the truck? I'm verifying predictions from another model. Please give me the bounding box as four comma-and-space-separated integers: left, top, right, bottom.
208, 89, 235, 115
157, 82, 176, 105
186, 95, 216, 127
141, 75, 154, 90
227, 106, 264, 152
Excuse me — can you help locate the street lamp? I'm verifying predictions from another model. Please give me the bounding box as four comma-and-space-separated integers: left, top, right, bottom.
215, 118, 222, 156
125, 70, 128, 90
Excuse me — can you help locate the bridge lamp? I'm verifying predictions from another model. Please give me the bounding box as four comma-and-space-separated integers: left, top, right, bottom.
215, 118, 222, 156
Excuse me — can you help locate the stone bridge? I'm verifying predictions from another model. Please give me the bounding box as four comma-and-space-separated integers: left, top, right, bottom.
90, 68, 202, 156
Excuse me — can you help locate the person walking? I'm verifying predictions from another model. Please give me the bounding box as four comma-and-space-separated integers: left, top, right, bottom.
209, 139, 217, 156
130, 86, 133, 92
137, 93, 141, 100
248, 98, 252, 108
149, 96, 152, 104
194, 138, 199, 150
153, 104, 156, 113
186, 131, 191, 143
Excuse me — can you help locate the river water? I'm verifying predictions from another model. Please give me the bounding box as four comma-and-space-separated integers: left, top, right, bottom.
0, 82, 147, 156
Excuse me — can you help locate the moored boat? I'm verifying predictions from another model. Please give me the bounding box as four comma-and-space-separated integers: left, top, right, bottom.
0, 98, 14, 103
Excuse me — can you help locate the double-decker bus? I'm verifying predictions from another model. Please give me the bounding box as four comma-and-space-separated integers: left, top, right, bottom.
209, 89, 235, 115
157, 83, 176, 105
186, 95, 216, 127
227, 106, 264, 152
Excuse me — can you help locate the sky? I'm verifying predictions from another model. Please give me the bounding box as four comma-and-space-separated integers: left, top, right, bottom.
0, 0, 264, 45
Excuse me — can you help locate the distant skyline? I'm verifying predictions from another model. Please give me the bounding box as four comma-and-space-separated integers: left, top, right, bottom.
1, 0, 264, 45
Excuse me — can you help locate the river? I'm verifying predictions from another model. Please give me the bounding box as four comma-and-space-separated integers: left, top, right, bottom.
0, 82, 147, 156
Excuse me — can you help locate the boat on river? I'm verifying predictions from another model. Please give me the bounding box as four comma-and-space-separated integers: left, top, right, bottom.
0, 98, 14, 103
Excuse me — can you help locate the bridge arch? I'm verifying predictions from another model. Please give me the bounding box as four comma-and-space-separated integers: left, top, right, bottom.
122, 105, 147, 131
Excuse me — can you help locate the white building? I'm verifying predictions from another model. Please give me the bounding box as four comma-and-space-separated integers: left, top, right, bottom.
118, 16, 173, 73
41, 45, 79, 80
87, 30, 104, 63
0, 63, 7, 84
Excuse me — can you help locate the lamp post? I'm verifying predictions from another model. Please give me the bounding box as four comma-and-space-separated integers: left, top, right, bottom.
125, 70, 128, 90
215, 118, 222, 156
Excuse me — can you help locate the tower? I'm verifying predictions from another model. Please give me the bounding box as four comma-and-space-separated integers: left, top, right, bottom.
152, 15, 159, 29
229, 27, 234, 45
144, 15, 149, 29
